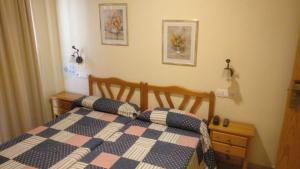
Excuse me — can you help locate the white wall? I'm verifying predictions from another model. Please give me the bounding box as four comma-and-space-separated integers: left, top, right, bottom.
56, 0, 300, 167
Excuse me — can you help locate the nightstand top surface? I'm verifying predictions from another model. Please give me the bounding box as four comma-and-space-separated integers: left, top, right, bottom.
52, 91, 84, 101
209, 119, 256, 137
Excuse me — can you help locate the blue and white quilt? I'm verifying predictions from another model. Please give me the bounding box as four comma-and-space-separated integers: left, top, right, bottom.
0, 107, 131, 169
69, 108, 217, 169
0, 97, 216, 169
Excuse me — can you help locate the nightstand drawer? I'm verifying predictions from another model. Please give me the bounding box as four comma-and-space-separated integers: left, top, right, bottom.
212, 131, 248, 147
52, 99, 73, 109
53, 107, 70, 115
51, 92, 83, 118
212, 141, 246, 158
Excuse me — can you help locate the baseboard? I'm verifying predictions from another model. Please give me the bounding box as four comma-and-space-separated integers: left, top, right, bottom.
215, 153, 273, 169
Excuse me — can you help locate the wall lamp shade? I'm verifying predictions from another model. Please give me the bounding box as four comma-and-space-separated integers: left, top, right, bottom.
224, 59, 234, 80
71, 45, 83, 64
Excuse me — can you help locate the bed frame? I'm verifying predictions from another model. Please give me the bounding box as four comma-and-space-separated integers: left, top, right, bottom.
88, 75, 215, 123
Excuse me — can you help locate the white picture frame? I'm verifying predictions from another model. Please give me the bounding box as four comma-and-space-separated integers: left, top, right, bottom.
99, 3, 128, 46
162, 20, 198, 66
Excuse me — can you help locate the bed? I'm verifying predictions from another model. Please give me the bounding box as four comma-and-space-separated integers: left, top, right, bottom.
0, 75, 217, 169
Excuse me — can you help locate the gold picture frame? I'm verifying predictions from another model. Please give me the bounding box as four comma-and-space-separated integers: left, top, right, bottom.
162, 20, 198, 66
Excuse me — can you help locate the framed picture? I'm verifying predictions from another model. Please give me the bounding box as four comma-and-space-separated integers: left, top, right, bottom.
162, 20, 198, 66
99, 3, 128, 46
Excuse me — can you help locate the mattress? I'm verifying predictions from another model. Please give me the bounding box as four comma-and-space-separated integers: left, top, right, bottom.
69, 119, 216, 169
0, 107, 131, 169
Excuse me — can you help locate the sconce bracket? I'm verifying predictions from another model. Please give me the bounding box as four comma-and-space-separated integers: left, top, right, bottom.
224, 59, 234, 77
71, 45, 83, 64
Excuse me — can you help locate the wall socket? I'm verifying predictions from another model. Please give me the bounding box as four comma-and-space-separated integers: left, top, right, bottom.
215, 88, 232, 98
64, 63, 88, 79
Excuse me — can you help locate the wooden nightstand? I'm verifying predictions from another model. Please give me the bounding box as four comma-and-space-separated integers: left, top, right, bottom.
209, 119, 256, 169
50, 91, 84, 118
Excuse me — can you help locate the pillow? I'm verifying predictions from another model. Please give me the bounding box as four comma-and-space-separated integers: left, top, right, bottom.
137, 107, 206, 133
74, 96, 140, 118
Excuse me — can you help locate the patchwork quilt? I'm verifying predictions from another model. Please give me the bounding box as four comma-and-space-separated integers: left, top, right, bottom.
69, 118, 217, 169
0, 107, 131, 169
0, 103, 217, 169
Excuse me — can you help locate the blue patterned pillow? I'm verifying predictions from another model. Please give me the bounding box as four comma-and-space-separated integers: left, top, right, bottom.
138, 108, 205, 133
74, 96, 140, 118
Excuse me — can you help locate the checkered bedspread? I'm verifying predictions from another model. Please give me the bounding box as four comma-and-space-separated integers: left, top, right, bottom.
0, 104, 217, 169
0, 107, 131, 169
70, 119, 217, 169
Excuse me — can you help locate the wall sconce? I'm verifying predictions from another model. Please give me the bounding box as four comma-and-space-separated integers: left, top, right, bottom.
71, 45, 83, 64
224, 59, 234, 80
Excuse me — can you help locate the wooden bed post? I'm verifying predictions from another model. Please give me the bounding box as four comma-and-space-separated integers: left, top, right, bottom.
88, 74, 93, 96
208, 91, 215, 123
140, 82, 148, 111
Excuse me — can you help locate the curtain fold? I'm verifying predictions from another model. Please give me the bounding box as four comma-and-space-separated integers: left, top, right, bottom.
0, 0, 45, 142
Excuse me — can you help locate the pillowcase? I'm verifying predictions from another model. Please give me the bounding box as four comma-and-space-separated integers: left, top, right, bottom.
74, 96, 140, 118
137, 107, 206, 133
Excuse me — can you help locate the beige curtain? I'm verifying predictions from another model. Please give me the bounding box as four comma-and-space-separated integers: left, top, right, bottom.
0, 0, 45, 142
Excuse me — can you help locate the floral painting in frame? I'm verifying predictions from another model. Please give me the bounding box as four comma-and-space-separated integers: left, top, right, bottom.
162, 20, 198, 66
99, 3, 128, 45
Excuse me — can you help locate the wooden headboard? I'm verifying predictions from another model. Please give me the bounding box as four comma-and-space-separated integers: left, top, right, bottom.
143, 83, 215, 123
88, 75, 215, 122
88, 75, 145, 109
